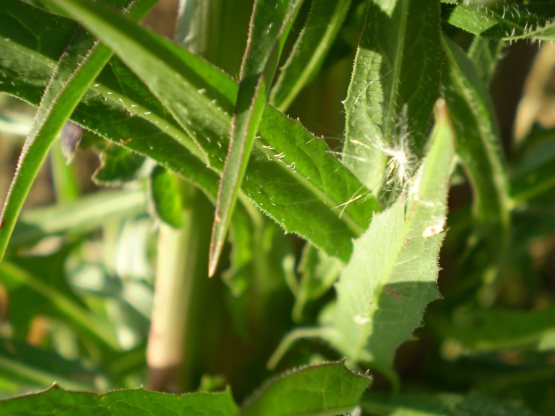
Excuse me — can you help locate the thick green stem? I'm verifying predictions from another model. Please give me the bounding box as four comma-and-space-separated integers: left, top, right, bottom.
147, 184, 211, 391
146, 0, 253, 392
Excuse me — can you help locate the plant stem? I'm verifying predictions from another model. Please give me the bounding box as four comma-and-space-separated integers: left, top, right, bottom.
146, 0, 252, 392
147, 184, 212, 391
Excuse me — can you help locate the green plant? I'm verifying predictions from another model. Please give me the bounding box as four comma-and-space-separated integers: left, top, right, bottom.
0, 0, 555, 414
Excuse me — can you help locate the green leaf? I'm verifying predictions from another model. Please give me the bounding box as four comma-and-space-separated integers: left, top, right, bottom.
174, 0, 252, 75
361, 392, 536, 416
512, 129, 555, 203
0, 338, 99, 392
149, 166, 184, 228
0, 385, 238, 415
0, 0, 157, 260
241, 361, 370, 416
442, 36, 511, 246
224, 213, 295, 343
9, 189, 146, 250
321, 102, 454, 374
467, 36, 504, 85
0, 262, 118, 349
29, 0, 377, 262
0, 0, 218, 209
269, 102, 455, 375
210, 0, 304, 276
343, 0, 442, 194
292, 244, 342, 323
270, 0, 352, 111
446, 3, 555, 42
222, 203, 258, 297
92, 144, 145, 186
431, 305, 555, 353
223, 205, 292, 299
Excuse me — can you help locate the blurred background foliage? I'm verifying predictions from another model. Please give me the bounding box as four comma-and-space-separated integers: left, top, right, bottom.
1, 0, 555, 414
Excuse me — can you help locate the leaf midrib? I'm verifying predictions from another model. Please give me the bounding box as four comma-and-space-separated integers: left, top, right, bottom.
257, 138, 364, 235
383, 0, 409, 136
350, 200, 411, 360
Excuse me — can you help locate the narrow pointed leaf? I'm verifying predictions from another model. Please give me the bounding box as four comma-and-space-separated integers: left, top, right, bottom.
343, 0, 442, 193
210, 0, 304, 276
0, 0, 157, 260
320, 102, 454, 373
442, 36, 511, 246
270, 0, 352, 111
43, 0, 377, 261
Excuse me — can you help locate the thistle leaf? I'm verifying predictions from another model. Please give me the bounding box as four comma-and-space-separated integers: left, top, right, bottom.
343, 0, 442, 194
210, 0, 304, 276
446, 3, 555, 42
1, 0, 377, 263
269, 101, 455, 375
321, 101, 455, 374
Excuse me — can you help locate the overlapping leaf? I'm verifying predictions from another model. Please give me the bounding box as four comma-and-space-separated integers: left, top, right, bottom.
149, 165, 185, 228
1, 0, 377, 262
210, 0, 303, 276
292, 244, 342, 322
0, 339, 100, 392
512, 128, 555, 203
467, 37, 504, 85
0, 262, 118, 349
10, 189, 146, 250
269, 103, 455, 376
0, 362, 369, 415
343, 0, 442, 194
319, 103, 454, 374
